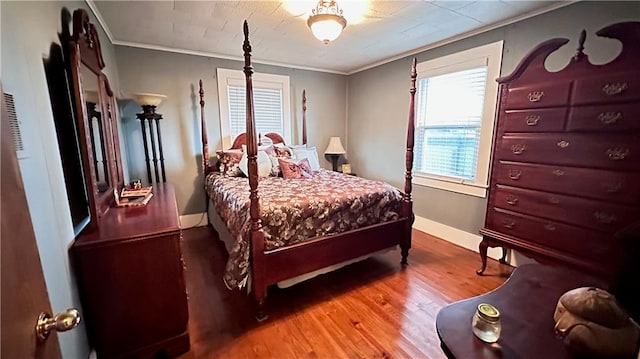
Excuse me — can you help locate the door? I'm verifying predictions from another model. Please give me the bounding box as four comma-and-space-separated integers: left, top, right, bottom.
1, 88, 61, 358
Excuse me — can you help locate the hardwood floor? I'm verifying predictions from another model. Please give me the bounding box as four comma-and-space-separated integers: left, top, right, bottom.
177, 227, 512, 359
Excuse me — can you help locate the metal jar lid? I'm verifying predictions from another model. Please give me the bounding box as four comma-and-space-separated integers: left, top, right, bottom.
477, 303, 500, 322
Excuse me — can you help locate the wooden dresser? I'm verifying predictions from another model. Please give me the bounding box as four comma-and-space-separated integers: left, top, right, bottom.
478, 22, 640, 281
72, 183, 189, 358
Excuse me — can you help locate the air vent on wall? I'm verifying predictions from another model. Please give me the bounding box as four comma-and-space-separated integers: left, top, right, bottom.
3, 92, 28, 159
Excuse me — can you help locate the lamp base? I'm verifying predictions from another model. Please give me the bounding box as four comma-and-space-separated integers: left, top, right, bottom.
329, 154, 339, 172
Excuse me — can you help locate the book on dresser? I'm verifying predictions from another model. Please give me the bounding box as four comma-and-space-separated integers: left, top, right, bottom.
477, 21, 640, 285
114, 186, 153, 207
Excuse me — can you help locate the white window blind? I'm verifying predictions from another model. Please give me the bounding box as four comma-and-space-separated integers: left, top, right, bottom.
217, 68, 291, 148
412, 41, 503, 198
415, 66, 488, 180
227, 86, 284, 140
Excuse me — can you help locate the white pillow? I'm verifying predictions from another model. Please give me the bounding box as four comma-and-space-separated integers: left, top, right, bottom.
292, 146, 320, 171
239, 151, 272, 178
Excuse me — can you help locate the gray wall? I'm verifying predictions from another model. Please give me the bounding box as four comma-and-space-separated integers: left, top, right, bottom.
115, 46, 347, 215
1, 1, 123, 358
347, 1, 640, 235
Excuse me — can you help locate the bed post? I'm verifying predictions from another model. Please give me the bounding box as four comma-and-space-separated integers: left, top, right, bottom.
200, 80, 209, 174
302, 89, 307, 145
199, 80, 211, 224
242, 21, 268, 322
401, 58, 417, 266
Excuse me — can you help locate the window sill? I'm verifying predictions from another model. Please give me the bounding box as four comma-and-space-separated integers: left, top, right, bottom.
412, 174, 487, 198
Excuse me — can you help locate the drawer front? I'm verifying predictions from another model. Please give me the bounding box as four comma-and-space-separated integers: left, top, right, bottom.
572, 72, 640, 105
503, 108, 567, 133
505, 82, 570, 109
495, 161, 640, 204
567, 103, 640, 132
486, 208, 621, 262
497, 134, 640, 170
492, 185, 638, 233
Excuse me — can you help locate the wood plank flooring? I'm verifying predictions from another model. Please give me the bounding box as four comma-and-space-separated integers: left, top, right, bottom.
177, 227, 512, 359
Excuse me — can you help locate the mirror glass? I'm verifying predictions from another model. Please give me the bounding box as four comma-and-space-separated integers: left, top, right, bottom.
80, 65, 110, 192
105, 94, 123, 186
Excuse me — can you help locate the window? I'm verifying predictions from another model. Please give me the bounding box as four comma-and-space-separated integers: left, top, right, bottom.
217, 68, 291, 148
413, 41, 503, 197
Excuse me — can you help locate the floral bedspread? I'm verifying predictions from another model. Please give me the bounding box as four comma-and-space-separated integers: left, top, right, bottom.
205, 169, 402, 289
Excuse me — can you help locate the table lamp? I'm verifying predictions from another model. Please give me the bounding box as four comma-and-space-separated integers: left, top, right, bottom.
324, 136, 346, 171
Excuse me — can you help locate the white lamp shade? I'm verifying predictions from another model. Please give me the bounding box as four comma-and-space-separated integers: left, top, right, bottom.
324, 136, 346, 154
131, 93, 167, 107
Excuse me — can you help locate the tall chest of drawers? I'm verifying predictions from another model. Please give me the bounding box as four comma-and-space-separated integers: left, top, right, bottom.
478, 22, 640, 281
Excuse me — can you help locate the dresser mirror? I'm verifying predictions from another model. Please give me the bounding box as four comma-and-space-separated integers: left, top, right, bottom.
80, 65, 110, 192
67, 8, 123, 227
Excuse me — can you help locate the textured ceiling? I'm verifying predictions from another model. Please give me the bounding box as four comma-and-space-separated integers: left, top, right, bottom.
90, 1, 570, 74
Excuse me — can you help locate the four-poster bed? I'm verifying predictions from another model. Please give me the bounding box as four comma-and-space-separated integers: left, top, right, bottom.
200, 21, 417, 320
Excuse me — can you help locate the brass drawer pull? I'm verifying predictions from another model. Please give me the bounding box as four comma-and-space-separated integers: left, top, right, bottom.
511, 144, 526, 155
528, 91, 544, 102
526, 115, 541, 126
544, 223, 556, 231
552, 169, 565, 176
508, 170, 522, 180
602, 82, 628, 96
505, 195, 519, 205
557, 140, 570, 148
598, 112, 622, 125
503, 220, 516, 229
593, 211, 617, 224
606, 148, 629, 160
548, 196, 561, 204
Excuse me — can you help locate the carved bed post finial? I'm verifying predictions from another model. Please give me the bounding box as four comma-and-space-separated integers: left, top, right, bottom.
401, 57, 417, 266
200, 79, 209, 175
302, 89, 307, 145
573, 29, 587, 62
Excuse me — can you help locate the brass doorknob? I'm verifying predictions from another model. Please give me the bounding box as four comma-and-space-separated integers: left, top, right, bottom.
36, 308, 81, 341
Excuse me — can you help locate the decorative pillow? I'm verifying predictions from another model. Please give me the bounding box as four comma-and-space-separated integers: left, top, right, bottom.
274, 146, 292, 159
291, 146, 320, 171
238, 151, 272, 178
216, 149, 244, 176
263, 146, 292, 176
279, 158, 312, 179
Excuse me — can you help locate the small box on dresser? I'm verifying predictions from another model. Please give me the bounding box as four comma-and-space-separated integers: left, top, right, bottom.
72, 183, 189, 358
478, 22, 640, 284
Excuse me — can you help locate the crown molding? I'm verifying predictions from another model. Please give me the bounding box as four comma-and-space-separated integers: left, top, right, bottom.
85, 0, 114, 44
111, 40, 348, 75
345, 1, 577, 75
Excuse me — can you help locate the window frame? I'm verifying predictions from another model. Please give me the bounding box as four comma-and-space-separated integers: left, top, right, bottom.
216, 68, 292, 149
413, 40, 503, 198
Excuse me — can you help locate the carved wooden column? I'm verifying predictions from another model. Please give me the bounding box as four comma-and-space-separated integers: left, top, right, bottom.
135, 104, 166, 184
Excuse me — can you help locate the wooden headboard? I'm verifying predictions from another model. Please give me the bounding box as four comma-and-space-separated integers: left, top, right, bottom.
199, 82, 308, 174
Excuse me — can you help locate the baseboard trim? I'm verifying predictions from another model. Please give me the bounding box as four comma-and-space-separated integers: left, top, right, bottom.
412, 215, 503, 261
179, 212, 208, 229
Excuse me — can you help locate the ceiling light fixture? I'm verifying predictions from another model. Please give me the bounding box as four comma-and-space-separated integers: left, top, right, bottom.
307, 0, 347, 44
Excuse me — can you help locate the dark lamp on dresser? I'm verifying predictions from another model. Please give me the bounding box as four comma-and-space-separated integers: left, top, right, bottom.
324, 136, 346, 171
131, 93, 168, 185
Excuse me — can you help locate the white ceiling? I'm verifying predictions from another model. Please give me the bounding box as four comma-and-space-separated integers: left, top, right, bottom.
89, 0, 571, 74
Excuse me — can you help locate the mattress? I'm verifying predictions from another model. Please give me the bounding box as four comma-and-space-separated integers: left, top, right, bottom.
205, 169, 402, 289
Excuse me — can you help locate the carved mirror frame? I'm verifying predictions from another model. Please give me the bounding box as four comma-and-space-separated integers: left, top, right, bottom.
68, 9, 123, 226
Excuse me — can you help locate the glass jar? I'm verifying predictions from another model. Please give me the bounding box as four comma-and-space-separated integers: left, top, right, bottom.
472, 303, 501, 343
